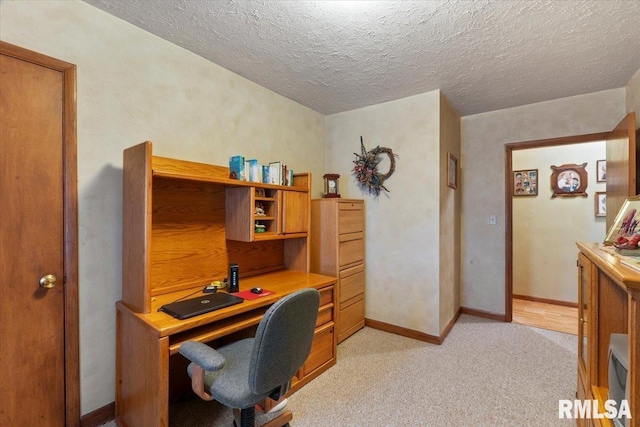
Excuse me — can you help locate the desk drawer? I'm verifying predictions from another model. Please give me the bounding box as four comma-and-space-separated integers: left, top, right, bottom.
300, 322, 334, 378
339, 237, 363, 267
339, 294, 364, 338
318, 285, 334, 307
339, 264, 364, 303
316, 303, 333, 327
338, 204, 363, 234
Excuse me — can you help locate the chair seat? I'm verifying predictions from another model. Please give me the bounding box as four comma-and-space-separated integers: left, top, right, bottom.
187, 338, 271, 409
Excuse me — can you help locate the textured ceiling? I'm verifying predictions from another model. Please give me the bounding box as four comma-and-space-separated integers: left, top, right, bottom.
83, 0, 640, 116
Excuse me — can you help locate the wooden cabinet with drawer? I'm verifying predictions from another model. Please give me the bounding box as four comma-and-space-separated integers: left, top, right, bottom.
311, 199, 365, 343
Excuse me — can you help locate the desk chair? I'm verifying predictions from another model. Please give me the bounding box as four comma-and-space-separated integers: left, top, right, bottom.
179, 288, 320, 427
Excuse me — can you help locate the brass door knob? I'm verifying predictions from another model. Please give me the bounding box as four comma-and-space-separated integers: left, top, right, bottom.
39, 274, 57, 288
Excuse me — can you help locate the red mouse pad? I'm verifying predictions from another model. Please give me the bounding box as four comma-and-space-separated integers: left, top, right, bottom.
232, 289, 274, 300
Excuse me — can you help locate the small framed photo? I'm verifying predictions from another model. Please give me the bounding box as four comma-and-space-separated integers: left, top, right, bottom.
447, 152, 458, 189
513, 169, 538, 196
550, 163, 588, 198
595, 192, 606, 217
605, 195, 640, 244
597, 160, 606, 182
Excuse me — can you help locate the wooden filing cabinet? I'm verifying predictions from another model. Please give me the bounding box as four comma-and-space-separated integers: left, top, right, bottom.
311, 199, 365, 343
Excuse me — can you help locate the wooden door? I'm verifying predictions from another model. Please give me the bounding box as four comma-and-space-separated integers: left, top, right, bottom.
282, 190, 309, 234
605, 112, 637, 231
0, 42, 79, 426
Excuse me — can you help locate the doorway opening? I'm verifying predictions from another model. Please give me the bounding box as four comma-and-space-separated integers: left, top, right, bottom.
504, 132, 609, 333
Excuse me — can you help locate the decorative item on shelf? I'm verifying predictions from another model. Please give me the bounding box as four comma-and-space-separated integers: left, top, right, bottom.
254, 202, 265, 216
614, 245, 640, 257
255, 188, 265, 198
550, 163, 588, 198
513, 169, 538, 196
604, 195, 640, 245
229, 155, 245, 180
614, 234, 640, 250
352, 136, 398, 197
323, 174, 341, 198
255, 223, 266, 233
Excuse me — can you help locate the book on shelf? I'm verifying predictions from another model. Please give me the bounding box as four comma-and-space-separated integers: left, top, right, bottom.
282, 164, 288, 186
261, 165, 270, 184
269, 161, 281, 185
245, 159, 260, 182
228, 155, 245, 180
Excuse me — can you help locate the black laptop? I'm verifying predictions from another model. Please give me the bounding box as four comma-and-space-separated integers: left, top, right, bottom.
159, 292, 244, 320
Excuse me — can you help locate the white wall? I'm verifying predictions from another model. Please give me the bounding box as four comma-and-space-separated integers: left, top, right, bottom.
461, 89, 626, 315
0, 0, 326, 415
512, 142, 606, 303
325, 91, 442, 336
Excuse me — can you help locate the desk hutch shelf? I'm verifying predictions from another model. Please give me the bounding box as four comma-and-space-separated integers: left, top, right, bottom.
116, 141, 336, 427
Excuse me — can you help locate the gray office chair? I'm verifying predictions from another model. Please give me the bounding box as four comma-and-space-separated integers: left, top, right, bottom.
179, 288, 320, 427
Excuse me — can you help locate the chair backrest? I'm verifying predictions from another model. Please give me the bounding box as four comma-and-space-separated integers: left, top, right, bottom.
248, 288, 320, 395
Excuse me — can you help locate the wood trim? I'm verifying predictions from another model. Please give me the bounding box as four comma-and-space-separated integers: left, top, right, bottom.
512, 293, 578, 308
505, 131, 610, 325
364, 318, 441, 345
80, 403, 114, 427
439, 307, 462, 342
460, 306, 507, 322
365, 307, 462, 345
0, 41, 80, 426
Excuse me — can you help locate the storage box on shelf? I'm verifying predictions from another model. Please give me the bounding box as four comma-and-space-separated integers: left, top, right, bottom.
116, 141, 336, 427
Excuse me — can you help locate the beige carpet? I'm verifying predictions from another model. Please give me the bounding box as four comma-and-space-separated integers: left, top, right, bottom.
102, 314, 577, 426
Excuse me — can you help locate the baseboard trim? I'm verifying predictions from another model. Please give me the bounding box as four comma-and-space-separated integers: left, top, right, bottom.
513, 294, 578, 308
365, 318, 441, 344
438, 307, 462, 343
460, 306, 506, 322
364, 306, 462, 345
80, 402, 114, 427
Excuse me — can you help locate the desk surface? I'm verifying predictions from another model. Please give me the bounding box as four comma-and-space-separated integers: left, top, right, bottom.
117, 269, 336, 338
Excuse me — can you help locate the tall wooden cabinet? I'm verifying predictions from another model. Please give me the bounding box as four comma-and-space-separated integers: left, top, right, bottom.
311, 199, 365, 343
576, 243, 639, 427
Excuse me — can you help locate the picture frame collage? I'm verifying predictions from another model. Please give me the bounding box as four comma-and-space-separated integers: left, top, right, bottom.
513, 160, 606, 217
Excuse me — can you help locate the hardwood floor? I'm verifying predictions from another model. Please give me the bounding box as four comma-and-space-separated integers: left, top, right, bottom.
512, 298, 577, 335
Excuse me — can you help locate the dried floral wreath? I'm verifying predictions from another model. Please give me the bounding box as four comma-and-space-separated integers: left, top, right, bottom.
352, 136, 398, 197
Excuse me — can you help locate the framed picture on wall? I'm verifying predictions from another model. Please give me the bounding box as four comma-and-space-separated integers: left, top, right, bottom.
513, 169, 538, 196
447, 152, 458, 189
597, 159, 606, 182
550, 163, 588, 198
604, 195, 640, 245
595, 192, 606, 217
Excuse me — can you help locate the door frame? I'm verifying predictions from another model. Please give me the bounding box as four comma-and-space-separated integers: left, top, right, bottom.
504, 131, 609, 322
1, 41, 79, 425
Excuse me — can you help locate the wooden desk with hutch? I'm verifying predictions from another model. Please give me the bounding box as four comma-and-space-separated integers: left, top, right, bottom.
576, 243, 639, 427
115, 142, 337, 427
